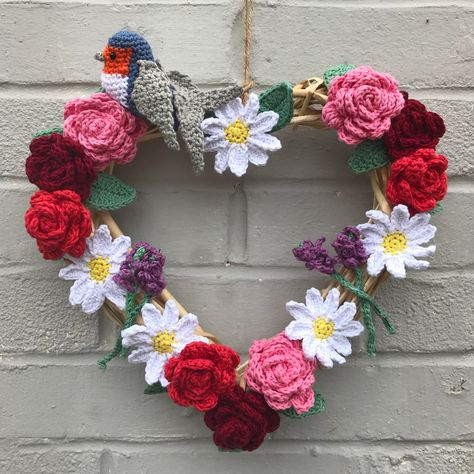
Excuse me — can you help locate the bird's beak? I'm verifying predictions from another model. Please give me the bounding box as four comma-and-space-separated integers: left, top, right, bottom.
94, 52, 105, 62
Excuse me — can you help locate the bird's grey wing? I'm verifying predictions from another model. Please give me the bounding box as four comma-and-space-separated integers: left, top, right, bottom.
172, 89, 206, 174
132, 60, 180, 151
200, 84, 244, 111
166, 70, 198, 91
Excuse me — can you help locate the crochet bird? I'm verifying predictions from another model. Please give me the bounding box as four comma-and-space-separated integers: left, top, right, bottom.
95, 30, 244, 173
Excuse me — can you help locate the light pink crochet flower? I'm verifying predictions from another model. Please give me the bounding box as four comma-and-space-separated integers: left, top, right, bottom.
63, 93, 148, 171
245, 332, 316, 414
322, 66, 404, 145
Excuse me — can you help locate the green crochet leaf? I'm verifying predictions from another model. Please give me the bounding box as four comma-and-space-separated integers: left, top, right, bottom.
428, 202, 444, 215
86, 173, 136, 211
33, 127, 63, 139
348, 139, 390, 174
280, 391, 326, 419
258, 82, 294, 131
144, 382, 167, 395
323, 64, 356, 88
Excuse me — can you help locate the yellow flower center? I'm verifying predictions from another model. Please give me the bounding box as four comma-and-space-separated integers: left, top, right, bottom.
382, 231, 408, 255
313, 317, 335, 340
224, 119, 250, 144
152, 330, 176, 354
87, 256, 111, 282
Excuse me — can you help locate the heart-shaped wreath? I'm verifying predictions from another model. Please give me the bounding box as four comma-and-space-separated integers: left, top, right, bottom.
23, 31, 448, 452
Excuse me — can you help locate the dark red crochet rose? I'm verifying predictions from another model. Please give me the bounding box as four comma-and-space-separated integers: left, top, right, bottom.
204, 385, 280, 451
164, 342, 239, 412
386, 148, 448, 214
25, 133, 96, 200
384, 93, 445, 160
25, 190, 92, 260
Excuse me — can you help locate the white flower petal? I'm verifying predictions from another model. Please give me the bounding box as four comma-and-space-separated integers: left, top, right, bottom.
389, 204, 410, 232
144, 353, 167, 385
407, 224, 437, 245
81, 283, 105, 314
175, 313, 199, 337
59, 263, 87, 281
104, 278, 126, 309
201, 117, 226, 135
405, 212, 431, 234
367, 251, 386, 277
89, 225, 112, 256
286, 301, 313, 320
323, 288, 341, 317
128, 346, 153, 363
314, 342, 334, 368
204, 134, 227, 152
242, 93, 260, 123
327, 347, 346, 365
162, 300, 180, 326
302, 336, 318, 359
69, 278, 90, 306
141, 303, 163, 333
385, 255, 407, 278
366, 209, 391, 228
332, 302, 357, 326
159, 372, 170, 387
407, 244, 436, 258
285, 319, 314, 341
403, 255, 431, 271
358, 222, 385, 239
121, 325, 151, 348
215, 98, 243, 122
251, 111, 279, 134
248, 133, 281, 152
247, 146, 269, 166
228, 145, 249, 177
305, 288, 325, 315
339, 320, 364, 338
329, 333, 352, 356
109, 235, 132, 263
214, 149, 230, 173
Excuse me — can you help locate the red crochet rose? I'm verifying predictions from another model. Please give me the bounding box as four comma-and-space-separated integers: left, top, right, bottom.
386, 148, 448, 214
25, 133, 97, 200
384, 93, 445, 160
204, 385, 280, 451
164, 342, 239, 412
25, 190, 92, 260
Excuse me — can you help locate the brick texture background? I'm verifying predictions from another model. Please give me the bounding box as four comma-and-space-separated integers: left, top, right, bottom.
1, 1, 473, 473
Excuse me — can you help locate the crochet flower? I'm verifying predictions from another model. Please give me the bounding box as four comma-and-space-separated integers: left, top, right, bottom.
332, 226, 367, 268
58, 225, 130, 313
63, 93, 148, 171
285, 288, 363, 368
245, 332, 316, 414
25, 190, 91, 260
25, 133, 97, 200
114, 241, 166, 297
384, 93, 446, 160
164, 342, 240, 411
204, 385, 280, 452
201, 93, 281, 177
121, 300, 208, 387
292, 238, 337, 274
357, 204, 436, 279
322, 66, 404, 145
386, 148, 448, 214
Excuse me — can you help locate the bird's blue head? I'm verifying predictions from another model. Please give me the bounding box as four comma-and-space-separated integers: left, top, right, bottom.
96, 30, 155, 112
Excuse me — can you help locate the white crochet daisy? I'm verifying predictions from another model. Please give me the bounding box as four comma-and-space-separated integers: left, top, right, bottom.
357, 204, 436, 279
121, 300, 209, 386
201, 92, 282, 177
59, 225, 130, 314
285, 287, 363, 368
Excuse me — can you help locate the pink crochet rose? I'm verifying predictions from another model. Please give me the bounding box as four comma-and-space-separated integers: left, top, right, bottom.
322, 66, 404, 145
63, 93, 148, 171
245, 332, 316, 414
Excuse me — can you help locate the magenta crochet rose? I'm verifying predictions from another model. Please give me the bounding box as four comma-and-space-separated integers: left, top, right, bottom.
322, 66, 404, 145
245, 332, 316, 414
63, 93, 148, 171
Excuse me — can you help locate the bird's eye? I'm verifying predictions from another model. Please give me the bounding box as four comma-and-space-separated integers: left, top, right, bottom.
109, 52, 116, 60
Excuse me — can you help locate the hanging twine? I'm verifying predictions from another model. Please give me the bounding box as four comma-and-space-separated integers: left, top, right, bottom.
242, 0, 254, 102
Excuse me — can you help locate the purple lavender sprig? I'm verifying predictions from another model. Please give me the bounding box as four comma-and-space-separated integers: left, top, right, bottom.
114, 242, 166, 297
292, 238, 337, 274
332, 226, 367, 269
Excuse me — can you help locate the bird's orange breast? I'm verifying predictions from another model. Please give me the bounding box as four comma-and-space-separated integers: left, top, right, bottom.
102, 46, 133, 76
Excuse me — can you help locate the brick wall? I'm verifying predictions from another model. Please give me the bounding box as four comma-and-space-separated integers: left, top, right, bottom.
0, 1, 473, 472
